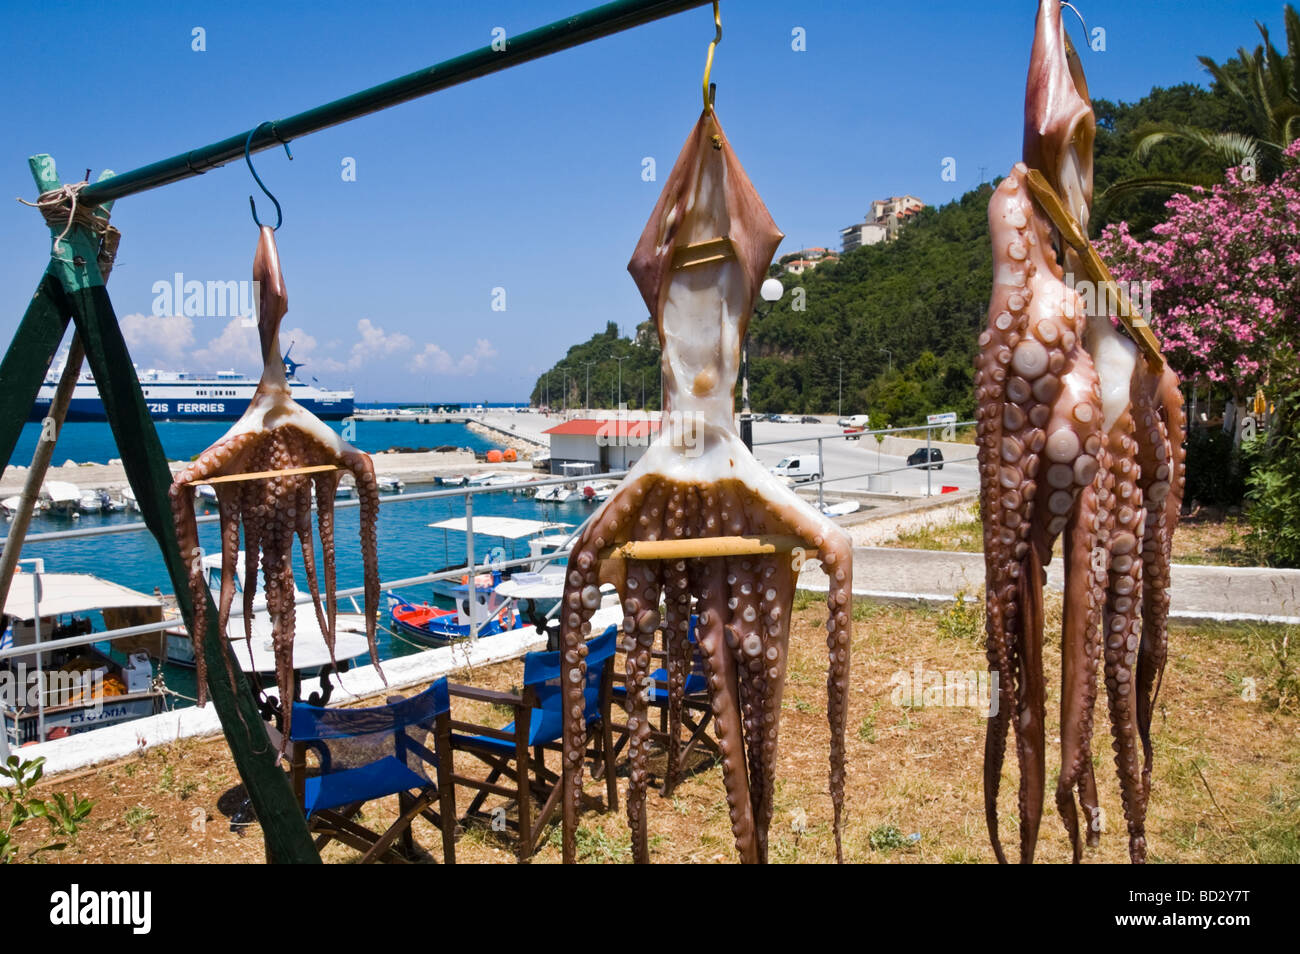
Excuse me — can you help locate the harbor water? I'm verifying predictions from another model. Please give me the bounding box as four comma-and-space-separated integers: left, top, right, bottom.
4, 414, 587, 709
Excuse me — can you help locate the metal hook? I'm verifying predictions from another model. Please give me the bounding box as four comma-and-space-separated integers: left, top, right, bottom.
1059, 1, 1090, 48
702, 0, 721, 113
245, 122, 293, 230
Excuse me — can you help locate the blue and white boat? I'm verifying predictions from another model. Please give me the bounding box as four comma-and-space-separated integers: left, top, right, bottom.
28, 348, 353, 422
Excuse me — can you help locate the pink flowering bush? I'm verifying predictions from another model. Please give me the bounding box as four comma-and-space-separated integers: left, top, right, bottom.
1097, 140, 1300, 398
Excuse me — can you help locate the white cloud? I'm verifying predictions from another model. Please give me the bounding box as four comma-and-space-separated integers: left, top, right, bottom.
120, 313, 195, 368
346, 318, 413, 369
120, 313, 494, 383
118, 312, 317, 375
410, 336, 496, 375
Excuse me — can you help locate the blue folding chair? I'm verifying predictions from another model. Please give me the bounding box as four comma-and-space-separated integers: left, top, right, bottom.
288, 678, 457, 863
449, 625, 618, 861
610, 613, 719, 795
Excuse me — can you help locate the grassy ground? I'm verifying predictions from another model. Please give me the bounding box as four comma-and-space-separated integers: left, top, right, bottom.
16, 597, 1298, 864
883, 503, 1268, 568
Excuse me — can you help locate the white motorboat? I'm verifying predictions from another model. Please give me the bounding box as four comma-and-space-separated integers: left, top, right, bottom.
164, 553, 371, 676
78, 489, 111, 513
534, 482, 582, 503
41, 481, 81, 517
377, 475, 405, 493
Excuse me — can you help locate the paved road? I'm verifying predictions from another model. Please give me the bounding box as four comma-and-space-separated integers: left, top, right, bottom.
798, 547, 1300, 624
748, 420, 980, 497
486, 410, 980, 498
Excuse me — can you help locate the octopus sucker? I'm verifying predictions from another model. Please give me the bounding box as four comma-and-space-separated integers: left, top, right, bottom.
169, 226, 382, 742
978, 0, 1185, 863
558, 109, 853, 864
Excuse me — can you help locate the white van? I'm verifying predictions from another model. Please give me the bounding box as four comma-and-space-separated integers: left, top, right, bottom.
841, 413, 871, 439
770, 455, 821, 483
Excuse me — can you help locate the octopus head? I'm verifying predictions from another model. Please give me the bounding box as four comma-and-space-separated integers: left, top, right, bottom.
1023, 0, 1095, 230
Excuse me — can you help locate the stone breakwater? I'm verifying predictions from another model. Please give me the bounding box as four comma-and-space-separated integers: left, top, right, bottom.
466, 420, 545, 456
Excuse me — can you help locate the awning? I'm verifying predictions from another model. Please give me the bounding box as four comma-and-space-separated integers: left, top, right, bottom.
427, 517, 571, 539
3, 573, 162, 621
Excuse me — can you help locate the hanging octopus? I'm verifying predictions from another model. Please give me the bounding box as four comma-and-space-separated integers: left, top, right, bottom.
169, 226, 382, 738
977, 0, 1186, 864
556, 109, 854, 864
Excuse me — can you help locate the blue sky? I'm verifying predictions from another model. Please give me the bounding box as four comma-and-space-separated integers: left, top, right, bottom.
0, 0, 1287, 401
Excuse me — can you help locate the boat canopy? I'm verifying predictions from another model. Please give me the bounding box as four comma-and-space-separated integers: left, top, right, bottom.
427, 516, 571, 539
41, 481, 80, 503
3, 572, 162, 622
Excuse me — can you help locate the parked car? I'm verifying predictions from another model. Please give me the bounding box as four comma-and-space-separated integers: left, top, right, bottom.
773, 414, 800, 424
906, 447, 944, 470
770, 455, 821, 483
800, 415, 820, 424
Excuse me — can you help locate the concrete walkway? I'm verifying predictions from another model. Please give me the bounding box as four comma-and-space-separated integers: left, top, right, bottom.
798, 547, 1300, 625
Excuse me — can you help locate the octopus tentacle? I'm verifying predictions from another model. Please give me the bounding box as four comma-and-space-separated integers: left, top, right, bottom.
1101, 417, 1149, 862
559, 483, 642, 863
344, 450, 382, 673
1132, 364, 1185, 800
696, 556, 758, 864
313, 471, 341, 642
623, 559, 663, 864
169, 483, 209, 705
215, 485, 245, 689
1057, 480, 1104, 862
293, 477, 331, 659
662, 485, 700, 796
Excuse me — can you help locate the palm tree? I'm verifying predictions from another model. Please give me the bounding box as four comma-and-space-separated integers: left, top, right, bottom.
1101, 4, 1299, 203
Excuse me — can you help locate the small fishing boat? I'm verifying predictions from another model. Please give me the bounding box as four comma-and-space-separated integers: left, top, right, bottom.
377, 475, 405, 493
580, 480, 617, 503
1, 570, 168, 748
425, 516, 572, 600
437, 474, 469, 487
77, 489, 112, 514
821, 500, 861, 517
40, 481, 81, 517
386, 586, 522, 646
534, 482, 581, 503
121, 487, 140, 512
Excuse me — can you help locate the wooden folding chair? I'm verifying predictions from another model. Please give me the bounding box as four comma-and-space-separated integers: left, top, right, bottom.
287, 678, 457, 863
610, 613, 720, 796
448, 625, 619, 861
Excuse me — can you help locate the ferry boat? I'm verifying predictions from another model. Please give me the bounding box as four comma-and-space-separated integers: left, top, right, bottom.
28, 348, 354, 422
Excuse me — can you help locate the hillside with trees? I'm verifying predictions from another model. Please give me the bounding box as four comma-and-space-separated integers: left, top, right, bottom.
530, 28, 1275, 429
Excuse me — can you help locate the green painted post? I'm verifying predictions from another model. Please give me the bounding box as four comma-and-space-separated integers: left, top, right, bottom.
4, 156, 317, 864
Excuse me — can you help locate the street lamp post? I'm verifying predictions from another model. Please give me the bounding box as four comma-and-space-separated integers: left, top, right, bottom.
746, 278, 785, 450
612, 355, 629, 407
582, 360, 596, 412
880, 347, 892, 374
836, 356, 842, 420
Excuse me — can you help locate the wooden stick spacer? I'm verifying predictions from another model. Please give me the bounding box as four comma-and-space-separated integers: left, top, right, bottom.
180, 463, 341, 486
671, 235, 735, 270
1024, 169, 1164, 370
599, 534, 815, 561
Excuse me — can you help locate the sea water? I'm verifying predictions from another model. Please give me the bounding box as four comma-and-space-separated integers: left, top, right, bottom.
4, 415, 590, 707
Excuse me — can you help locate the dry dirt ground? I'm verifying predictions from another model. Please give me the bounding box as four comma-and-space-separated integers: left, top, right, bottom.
15, 595, 1299, 864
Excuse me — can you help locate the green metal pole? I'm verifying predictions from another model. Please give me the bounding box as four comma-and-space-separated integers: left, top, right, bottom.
0, 275, 67, 469
9, 156, 318, 864
79, 0, 709, 206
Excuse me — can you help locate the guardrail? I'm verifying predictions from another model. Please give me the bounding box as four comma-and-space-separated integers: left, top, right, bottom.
2, 420, 977, 751
0, 471, 625, 755
748, 419, 977, 506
